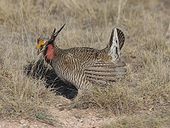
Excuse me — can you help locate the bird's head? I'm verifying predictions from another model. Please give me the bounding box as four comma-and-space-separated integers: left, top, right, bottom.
36, 24, 65, 62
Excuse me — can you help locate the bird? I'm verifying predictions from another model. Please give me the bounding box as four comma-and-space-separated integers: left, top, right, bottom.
36, 24, 127, 92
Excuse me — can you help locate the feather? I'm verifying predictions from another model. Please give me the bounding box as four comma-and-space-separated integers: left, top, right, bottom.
84, 61, 126, 84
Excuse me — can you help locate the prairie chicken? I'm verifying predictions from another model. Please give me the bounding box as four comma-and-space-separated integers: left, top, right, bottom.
36, 24, 126, 91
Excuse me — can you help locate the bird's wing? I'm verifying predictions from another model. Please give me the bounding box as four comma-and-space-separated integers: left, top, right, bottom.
84, 60, 127, 85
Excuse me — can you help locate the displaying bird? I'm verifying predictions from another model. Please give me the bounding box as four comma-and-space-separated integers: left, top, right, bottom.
36, 24, 126, 91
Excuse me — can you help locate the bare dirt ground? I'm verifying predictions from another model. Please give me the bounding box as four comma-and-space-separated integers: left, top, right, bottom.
0, 120, 55, 128
0, 106, 115, 128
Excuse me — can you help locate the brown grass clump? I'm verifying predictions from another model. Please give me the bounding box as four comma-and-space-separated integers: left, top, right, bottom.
0, 0, 170, 127
0, 69, 54, 118
103, 108, 170, 128
72, 84, 140, 115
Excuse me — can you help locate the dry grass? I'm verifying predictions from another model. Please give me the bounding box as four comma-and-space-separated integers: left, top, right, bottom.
0, 0, 170, 127
103, 108, 170, 128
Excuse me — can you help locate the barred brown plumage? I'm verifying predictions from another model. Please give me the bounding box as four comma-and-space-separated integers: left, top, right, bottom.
36, 24, 127, 91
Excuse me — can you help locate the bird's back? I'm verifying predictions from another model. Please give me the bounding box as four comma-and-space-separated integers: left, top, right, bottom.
51, 46, 126, 89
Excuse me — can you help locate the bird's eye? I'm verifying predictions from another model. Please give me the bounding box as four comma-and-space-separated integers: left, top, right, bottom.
40, 44, 44, 48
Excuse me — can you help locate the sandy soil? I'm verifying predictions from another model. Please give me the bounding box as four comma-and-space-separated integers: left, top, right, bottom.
0, 107, 115, 128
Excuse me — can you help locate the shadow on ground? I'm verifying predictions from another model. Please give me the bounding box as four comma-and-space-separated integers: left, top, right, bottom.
24, 59, 78, 100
